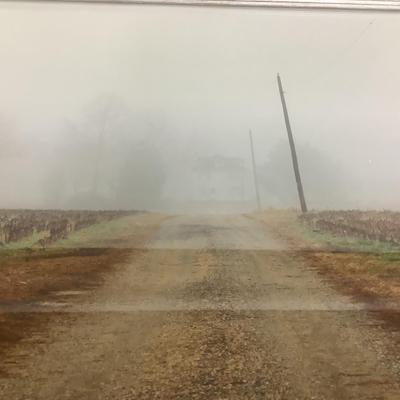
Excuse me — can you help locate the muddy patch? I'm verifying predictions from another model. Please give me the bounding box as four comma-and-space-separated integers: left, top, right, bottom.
0, 247, 133, 365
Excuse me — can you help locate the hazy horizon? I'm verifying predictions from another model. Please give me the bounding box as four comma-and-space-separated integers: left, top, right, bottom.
1, 3, 399, 211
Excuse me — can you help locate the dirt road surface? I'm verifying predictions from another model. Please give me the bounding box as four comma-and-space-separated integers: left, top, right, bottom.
1, 214, 400, 399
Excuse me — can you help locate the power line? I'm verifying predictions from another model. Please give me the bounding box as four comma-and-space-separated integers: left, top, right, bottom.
307, 18, 375, 88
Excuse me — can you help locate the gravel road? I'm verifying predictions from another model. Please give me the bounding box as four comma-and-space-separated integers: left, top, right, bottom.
1, 214, 400, 399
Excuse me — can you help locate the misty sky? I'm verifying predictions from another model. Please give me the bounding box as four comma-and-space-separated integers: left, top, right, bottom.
0, 2, 399, 210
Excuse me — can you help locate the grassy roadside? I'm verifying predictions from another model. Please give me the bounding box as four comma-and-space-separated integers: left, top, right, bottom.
1, 212, 169, 250
53, 212, 169, 248
252, 209, 400, 253
0, 212, 168, 304
252, 209, 400, 308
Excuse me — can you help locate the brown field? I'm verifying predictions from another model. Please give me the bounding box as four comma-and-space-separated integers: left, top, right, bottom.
254, 209, 400, 316
0, 209, 139, 248
301, 209, 400, 246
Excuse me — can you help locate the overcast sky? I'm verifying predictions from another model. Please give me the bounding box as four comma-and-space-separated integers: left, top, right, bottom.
0, 3, 399, 209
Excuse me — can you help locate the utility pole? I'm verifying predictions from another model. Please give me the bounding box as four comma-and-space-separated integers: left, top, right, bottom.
277, 73, 308, 213
249, 130, 261, 211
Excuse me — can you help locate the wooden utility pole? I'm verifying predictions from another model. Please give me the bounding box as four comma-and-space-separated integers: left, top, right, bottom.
277, 73, 308, 213
249, 130, 261, 211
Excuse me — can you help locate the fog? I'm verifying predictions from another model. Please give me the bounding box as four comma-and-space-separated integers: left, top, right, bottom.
0, 2, 399, 211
